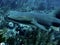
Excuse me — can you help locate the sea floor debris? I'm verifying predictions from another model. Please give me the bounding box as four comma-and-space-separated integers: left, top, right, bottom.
0, 7, 60, 45
0, 16, 60, 45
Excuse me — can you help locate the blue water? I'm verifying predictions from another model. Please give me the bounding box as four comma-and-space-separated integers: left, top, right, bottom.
0, 0, 60, 10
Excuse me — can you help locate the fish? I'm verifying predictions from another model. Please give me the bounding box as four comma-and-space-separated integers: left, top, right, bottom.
6, 10, 60, 31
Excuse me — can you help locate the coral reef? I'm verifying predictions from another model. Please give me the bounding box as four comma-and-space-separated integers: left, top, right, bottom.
0, 0, 60, 45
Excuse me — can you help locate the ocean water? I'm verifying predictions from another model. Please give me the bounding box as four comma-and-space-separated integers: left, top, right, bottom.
0, 0, 60, 10
0, 0, 60, 45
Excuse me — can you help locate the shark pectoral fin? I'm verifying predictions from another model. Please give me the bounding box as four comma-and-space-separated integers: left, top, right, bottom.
31, 19, 48, 31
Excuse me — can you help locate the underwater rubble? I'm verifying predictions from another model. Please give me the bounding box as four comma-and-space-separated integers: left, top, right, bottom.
0, 4, 60, 45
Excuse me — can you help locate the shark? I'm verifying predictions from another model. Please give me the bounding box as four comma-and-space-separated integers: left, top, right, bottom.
6, 10, 60, 31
